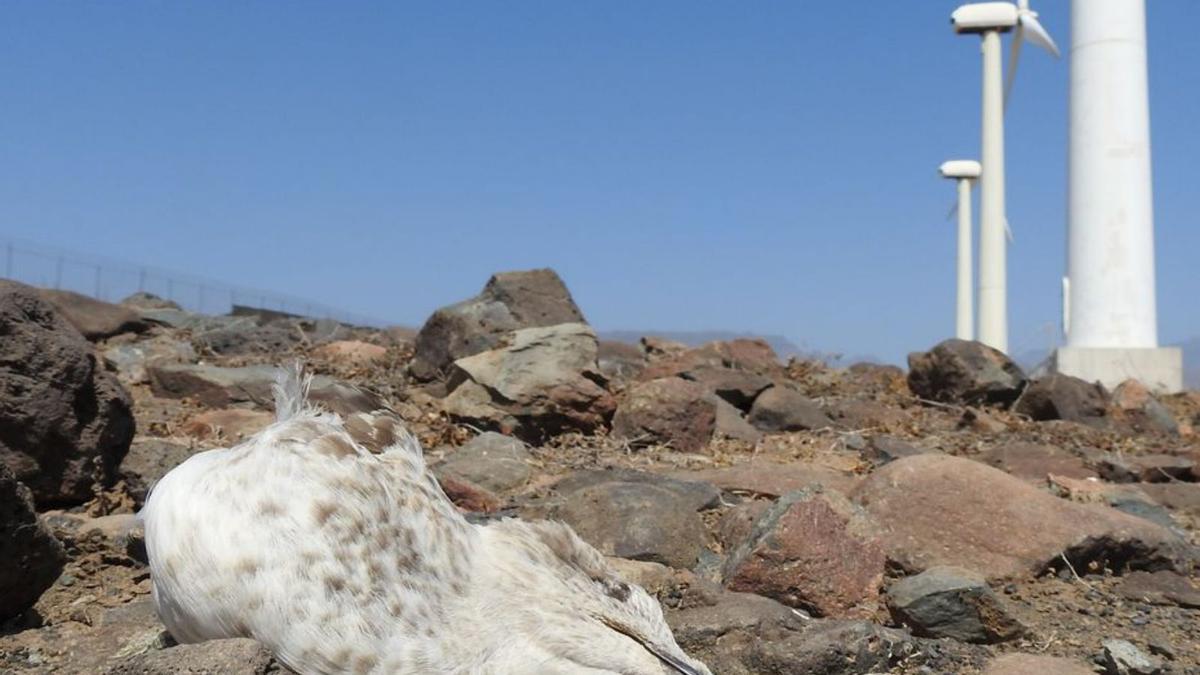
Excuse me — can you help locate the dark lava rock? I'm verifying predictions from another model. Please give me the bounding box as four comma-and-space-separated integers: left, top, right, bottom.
886, 566, 1024, 643
410, 268, 585, 381
907, 339, 1027, 407
0, 280, 135, 505
747, 386, 833, 432
118, 439, 197, 507
1014, 373, 1108, 425
0, 464, 66, 622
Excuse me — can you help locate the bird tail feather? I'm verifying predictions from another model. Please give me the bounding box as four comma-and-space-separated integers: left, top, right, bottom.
273, 361, 314, 423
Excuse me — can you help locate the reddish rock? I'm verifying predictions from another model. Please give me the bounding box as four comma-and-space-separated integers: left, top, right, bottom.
611, 378, 716, 453
717, 500, 772, 551
640, 338, 784, 382
1096, 453, 1195, 483
596, 340, 647, 381
182, 409, 274, 442
723, 489, 885, 618
1111, 380, 1179, 434
748, 386, 833, 432
1013, 373, 1108, 425
852, 454, 1187, 580
825, 399, 912, 432
673, 462, 858, 498
1138, 482, 1200, 515
1115, 570, 1200, 608
437, 475, 501, 513
907, 339, 1027, 407
37, 288, 151, 340
711, 397, 763, 443
681, 367, 772, 411
311, 340, 388, 367
978, 442, 1098, 482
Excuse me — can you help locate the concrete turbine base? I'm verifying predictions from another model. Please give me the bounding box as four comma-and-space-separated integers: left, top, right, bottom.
1052, 347, 1183, 394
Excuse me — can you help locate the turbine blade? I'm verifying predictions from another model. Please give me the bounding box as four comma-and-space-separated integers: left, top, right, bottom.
946, 200, 959, 222
1003, 24, 1024, 110
1021, 14, 1060, 58
1005, 218, 1014, 242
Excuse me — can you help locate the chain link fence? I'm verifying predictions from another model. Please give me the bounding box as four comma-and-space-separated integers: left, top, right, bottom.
1, 236, 388, 327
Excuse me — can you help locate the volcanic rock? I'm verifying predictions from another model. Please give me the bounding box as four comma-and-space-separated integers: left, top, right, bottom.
711, 396, 763, 443
611, 378, 716, 452
596, 340, 646, 381
435, 432, 532, 493
885, 566, 1024, 643
442, 323, 614, 441
1102, 639, 1163, 675
982, 654, 1096, 675
118, 438, 195, 507
743, 620, 921, 675
723, 489, 885, 618
907, 339, 1027, 407
1014, 373, 1108, 425
0, 464, 66, 622
102, 337, 197, 385
310, 340, 388, 367
38, 288, 151, 340
182, 409, 274, 442
1111, 380, 1179, 435
103, 638, 284, 674
1115, 570, 1200, 608
852, 454, 1188, 580
119, 291, 180, 311
410, 269, 585, 381
978, 442, 1098, 482
0, 280, 135, 505
1096, 453, 1195, 484
747, 386, 833, 432
673, 462, 857, 498
148, 364, 383, 414
861, 435, 927, 466
553, 468, 720, 512
680, 367, 772, 412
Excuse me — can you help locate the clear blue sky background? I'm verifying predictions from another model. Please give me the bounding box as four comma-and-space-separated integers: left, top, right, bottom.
1, 2, 1197, 364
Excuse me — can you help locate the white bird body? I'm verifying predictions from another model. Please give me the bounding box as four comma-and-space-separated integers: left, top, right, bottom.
142, 368, 709, 675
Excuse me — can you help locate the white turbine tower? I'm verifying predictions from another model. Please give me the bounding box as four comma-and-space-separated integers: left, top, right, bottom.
940, 160, 981, 341
950, 1, 1059, 354
1052, 0, 1182, 392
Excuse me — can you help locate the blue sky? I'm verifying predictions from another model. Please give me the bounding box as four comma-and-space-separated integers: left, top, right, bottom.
1, 2, 1197, 364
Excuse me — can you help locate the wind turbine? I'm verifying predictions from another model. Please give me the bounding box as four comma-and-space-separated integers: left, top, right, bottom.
939, 160, 981, 341
1052, 0, 1182, 392
950, 1, 1060, 354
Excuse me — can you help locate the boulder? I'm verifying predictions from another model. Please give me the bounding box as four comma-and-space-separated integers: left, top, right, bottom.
37, 288, 151, 340
1111, 380, 1179, 434
596, 340, 646, 381
410, 269, 585, 381
0, 464, 66, 622
0, 598, 167, 673
1114, 570, 1200, 609
982, 654, 1096, 675
717, 500, 772, 551
1101, 639, 1162, 675
556, 481, 708, 569
0, 280, 135, 505
611, 378, 715, 452
667, 590, 805, 658
885, 566, 1024, 643
641, 339, 784, 382
723, 489, 885, 618
441, 323, 614, 442
1138, 483, 1200, 515
553, 469, 720, 512
743, 620, 922, 675
102, 336, 196, 385
148, 364, 383, 414
852, 454, 1189, 580
103, 638, 284, 674
1095, 453, 1195, 484
672, 462, 857, 498
978, 442, 1097, 482
907, 339, 1027, 407
711, 396, 763, 443
747, 386, 833, 432
680, 367, 772, 412
194, 319, 302, 356
181, 409, 274, 442
119, 438, 195, 507
435, 432, 533, 493
861, 435, 927, 467
1013, 373, 1108, 425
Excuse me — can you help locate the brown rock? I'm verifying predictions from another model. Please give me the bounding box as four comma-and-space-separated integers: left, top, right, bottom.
310, 340, 388, 367
978, 442, 1098, 482
37, 288, 151, 340
907, 339, 1027, 407
0, 280, 135, 505
1014, 373, 1108, 425
103, 638, 284, 674
596, 340, 647, 381
1115, 570, 1200, 608
852, 454, 1188, 580
747, 386, 833, 432
437, 474, 502, 513
673, 462, 858, 498
1111, 380, 1179, 434
682, 367, 772, 411
558, 481, 708, 569
723, 489, 885, 618
981, 653, 1096, 675
410, 268, 585, 380
182, 409, 274, 442
711, 397, 763, 443
149, 364, 383, 414
1138, 482, 1200, 514
0, 464, 66, 622
611, 378, 716, 453
1096, 453, 1195, 483
717, 500, 772, 551
825, 398, 911, 432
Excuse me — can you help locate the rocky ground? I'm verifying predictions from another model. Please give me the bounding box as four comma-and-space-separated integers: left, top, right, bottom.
1, 270, 1198, 674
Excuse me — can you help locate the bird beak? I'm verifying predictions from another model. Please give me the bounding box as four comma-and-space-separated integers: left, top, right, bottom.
646, 643, 706, 675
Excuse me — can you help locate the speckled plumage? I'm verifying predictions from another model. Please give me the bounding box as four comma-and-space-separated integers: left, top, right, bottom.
141, 367, 710, 675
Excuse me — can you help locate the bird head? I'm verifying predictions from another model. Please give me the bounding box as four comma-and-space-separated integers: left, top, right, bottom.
474, 519, 711, 675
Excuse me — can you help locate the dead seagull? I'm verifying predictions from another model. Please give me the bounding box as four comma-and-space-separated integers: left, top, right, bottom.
141, 365, 710, 675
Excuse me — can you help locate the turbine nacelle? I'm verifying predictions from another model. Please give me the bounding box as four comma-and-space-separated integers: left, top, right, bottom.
939, 160, 982, 180
951, 2, 1019, 33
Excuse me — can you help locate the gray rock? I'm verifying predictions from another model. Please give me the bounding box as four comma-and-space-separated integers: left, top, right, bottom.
0, 464, 66, 622
1115, 570, 1200, 609
1096, 453, 1195, 484
680, 367, 772, 412
0, 280, 135, 505
435, 432, 532, 493
744, 620, 922, 675
411, 269, 585, 381
1101, 639, 1162, 675
37, 288, 151, 340
668, 590, 804, 652
119, 292, 181, 311
596, 340, 646, 381
862, 435, 926, 466
441, 323, 614, 442
747, 386, 833, 432
103, 638, 285, 674
611, 378, 716, 452
1013, 373, 1108, 425
886, 566, 1024, 643
103, 338, 197, 385
195, 320, 301, 356
711, 396, 763, 443
556, 481, 708, 569
553, 468, 720, 512
148, 364, 382, 414
119, 438, 196, 507
907, 339, 1027, 407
